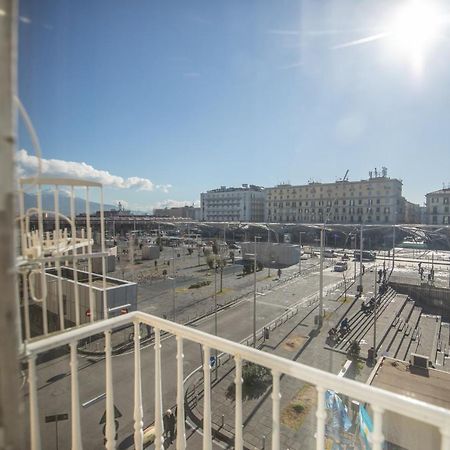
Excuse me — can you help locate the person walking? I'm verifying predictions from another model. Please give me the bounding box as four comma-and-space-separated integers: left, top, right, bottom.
163, 409, 176, 442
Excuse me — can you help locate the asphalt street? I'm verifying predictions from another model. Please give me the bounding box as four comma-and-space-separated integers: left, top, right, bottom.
27, 262, 354, 450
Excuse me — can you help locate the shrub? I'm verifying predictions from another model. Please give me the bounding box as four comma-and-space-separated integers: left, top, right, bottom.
206, 255, 215, 269
242, 362, 270, 387
292, 402, 305, 414
188, 280, 211, 289
347, 340, 361, 361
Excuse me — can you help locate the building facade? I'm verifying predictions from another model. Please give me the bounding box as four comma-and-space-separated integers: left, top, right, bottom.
153, 205, 200, 219
403, 200, 422, 224
265, 173, 404, 224
200, 184, 265, 222
425, 188, 450, 225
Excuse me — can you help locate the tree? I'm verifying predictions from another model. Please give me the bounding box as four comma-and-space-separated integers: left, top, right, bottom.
347, 340, 361, 361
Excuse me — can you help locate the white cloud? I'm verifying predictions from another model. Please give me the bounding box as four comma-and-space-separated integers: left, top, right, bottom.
156, 184, 172, 194
16, 149, 170, 192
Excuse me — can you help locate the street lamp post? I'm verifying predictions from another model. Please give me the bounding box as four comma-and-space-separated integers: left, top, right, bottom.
172, 247, 176, 321
318, 227, 324, 327
298, 231, 305, 275
392, 225, 396, 270
253, 235, 261, 347
214, 264, 218, 379
267, 226, 271, 278
359, 224, 364, 294
373, 266, 378, 359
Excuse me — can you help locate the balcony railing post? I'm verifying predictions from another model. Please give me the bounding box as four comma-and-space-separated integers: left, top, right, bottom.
133, 321, 143, 450
28, 355, 42, 450
441, 420, 450, 450
372, 405, 384, 450
315, 386, 326, 450
271, 370, 281, 450
69, 341, 83, 450
154, 328, 164, 450
234, 356, 243, 450
176, 336, 186, 450
104, 329, 116, 450
202, 346, 212, 450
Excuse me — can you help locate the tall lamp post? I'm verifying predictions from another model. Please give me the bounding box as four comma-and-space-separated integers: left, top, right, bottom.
253, 235, 261, 347
373, 265, 378, 359
392, 224, 396, 270
171, 247, 176, 321
267, 225, 271, 278
298, 231, 305, 275
359, 224, 364, 294
318, 227, 324, 326
214, 263, 218, 379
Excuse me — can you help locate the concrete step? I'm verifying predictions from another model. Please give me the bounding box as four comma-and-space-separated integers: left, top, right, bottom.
386, 300, 416, 358
413, 315, 441, 365
375, 294, 409, 355
396, 306, 422, 361
354, 293, 408, 357
338, 290, 399, 352
440, 323, 450, 357
436, 351, 445, 367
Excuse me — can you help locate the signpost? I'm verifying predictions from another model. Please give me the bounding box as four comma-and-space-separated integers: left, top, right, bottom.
100, 405, 122, 444
45, 413, 69, 450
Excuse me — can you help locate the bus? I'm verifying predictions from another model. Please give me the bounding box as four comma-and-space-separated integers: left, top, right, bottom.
353, 250, 376, 261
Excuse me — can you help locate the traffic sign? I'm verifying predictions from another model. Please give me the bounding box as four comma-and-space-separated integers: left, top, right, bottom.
45, 413, 69, 423
99, 405, 122, 425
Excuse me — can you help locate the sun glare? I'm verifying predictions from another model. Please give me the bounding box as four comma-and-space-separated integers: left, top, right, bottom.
387, 0, 444, 73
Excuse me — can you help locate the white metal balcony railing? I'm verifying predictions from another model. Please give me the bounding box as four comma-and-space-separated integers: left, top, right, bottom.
24, 310, 450, 450
17, 175, 111, 340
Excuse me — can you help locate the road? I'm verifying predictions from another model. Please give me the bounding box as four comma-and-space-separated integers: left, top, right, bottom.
27, 262, 353, 450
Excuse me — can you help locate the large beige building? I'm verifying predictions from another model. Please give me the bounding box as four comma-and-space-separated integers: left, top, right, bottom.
265, 172, 404, 224
425, 188, 450, 225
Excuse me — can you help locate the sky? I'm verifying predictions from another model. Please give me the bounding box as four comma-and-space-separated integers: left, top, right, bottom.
16, 0, 450, 210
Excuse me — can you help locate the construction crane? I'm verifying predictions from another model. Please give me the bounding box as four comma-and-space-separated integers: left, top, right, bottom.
343, 169, 349, 182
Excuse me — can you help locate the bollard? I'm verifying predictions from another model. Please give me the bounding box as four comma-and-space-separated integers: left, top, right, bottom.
221, 414, 225, 428
262, 435, 266, 449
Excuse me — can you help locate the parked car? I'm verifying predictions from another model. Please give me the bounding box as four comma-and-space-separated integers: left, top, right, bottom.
334, 261, 348, 272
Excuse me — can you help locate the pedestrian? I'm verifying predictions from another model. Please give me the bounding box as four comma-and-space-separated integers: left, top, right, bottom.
164, 409, 175, 443
362, 264, 365, 275
163, 410, 170, 439
277, 268, 282, 279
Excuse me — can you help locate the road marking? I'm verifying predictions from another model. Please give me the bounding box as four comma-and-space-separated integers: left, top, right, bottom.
82, 392, 106, 408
